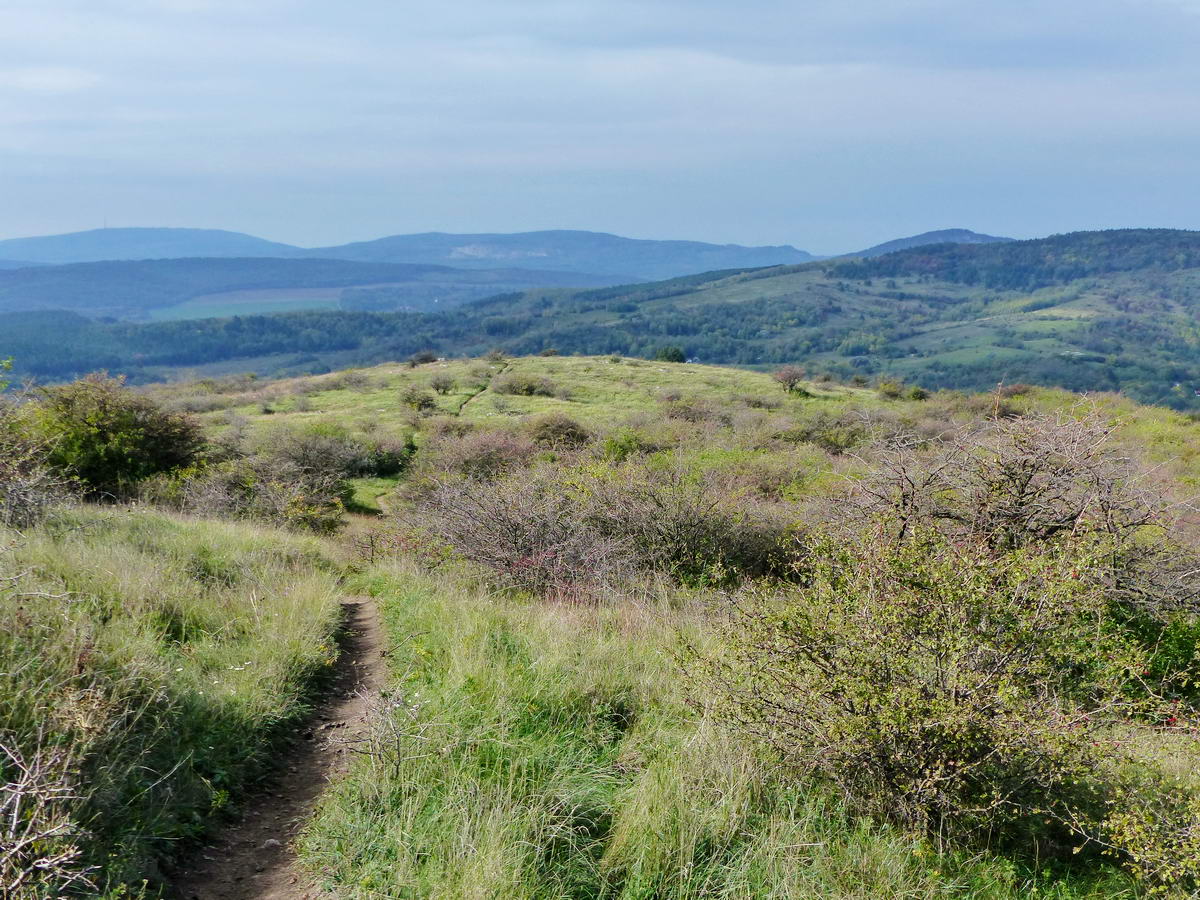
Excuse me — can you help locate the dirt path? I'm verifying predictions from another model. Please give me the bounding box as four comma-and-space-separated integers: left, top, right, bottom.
456, 360, 508, 416
170, 598, 385, 900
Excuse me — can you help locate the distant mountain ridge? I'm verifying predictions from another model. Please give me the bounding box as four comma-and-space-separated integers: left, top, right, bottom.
298, 230, 814, 280
0, 228, 297, 265
0, 227, 814, 281
849, 229, 1013, 258
0, 225, 1023, 281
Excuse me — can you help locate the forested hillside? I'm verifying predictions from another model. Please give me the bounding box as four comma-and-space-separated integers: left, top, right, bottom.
7, 229, 1200, 410
0, 257, 611, 319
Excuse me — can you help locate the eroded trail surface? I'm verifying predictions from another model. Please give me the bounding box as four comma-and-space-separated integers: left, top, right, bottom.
171, 598, 384, 900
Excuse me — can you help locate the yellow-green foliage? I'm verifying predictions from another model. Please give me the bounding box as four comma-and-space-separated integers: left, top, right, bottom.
299, 563, 1133, 899
0, 507, 343, 897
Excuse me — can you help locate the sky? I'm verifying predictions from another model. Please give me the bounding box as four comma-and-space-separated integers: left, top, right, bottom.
1, 0, 1199, 255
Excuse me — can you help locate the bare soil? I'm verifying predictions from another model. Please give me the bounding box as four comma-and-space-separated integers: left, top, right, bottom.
170, 598, 384, 900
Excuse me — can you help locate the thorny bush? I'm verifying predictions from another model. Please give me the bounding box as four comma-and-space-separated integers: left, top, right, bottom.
701, 530, 1200, 890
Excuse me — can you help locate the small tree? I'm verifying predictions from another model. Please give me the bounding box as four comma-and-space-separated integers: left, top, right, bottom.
400, 384, 437, 411
429, 373, 456, 395
655, 346, 686, 363
407, 350, 438, 367
875, 378, 904, 399
525, 413, 591, 448
28, 373, 204, 498
771, 365, 807, 393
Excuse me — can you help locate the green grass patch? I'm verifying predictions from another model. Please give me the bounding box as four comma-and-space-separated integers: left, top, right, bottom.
299, 563, 1135, 899
0, 506, 345, 896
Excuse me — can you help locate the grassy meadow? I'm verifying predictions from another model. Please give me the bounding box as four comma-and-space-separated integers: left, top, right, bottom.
298, 561, 1135, 899
0, 507, 345, 896
7, 353, 1200, 896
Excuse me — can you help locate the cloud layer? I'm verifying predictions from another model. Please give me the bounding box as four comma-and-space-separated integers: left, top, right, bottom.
2, 0, 1198, 252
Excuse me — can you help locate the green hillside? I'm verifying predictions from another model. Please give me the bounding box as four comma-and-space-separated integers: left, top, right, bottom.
7, 229, 1200, 410
0, 257, 611, 319
7, 354, 1200, 896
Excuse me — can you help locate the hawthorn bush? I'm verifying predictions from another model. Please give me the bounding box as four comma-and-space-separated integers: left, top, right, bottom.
0, 364, 67, 526
525, 412, 591, 448
701, 407, 1200, 892
491, 373, 560, 397
702, 530, 1200, 884
422, 462, 794, 595
26, 373, 204, 498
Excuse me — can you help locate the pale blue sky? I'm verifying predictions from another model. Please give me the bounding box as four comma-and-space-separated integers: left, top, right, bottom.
2, 0, 1198, 254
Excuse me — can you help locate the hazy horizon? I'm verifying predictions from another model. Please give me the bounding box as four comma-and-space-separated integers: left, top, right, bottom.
3, 0, 1199, 255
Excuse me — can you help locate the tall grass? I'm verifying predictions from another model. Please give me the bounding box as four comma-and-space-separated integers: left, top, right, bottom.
300, 563, 1135, 899
0, 506, 344, 897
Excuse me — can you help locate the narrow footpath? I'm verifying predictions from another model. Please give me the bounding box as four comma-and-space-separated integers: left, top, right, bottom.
170, 598, 385, 900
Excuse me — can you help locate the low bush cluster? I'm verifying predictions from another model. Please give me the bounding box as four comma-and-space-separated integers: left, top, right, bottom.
147, 423, 413, 532
525, 412, 591, 448
492, 372, 562, 397
422, 462, 794, 598
702, 407, 1200, 892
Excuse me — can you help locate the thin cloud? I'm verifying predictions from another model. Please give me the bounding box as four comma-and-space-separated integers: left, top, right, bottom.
0, 0, 1197, 248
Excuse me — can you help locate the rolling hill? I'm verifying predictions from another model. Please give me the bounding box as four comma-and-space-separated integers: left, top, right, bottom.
7, 228, 1200, 410
0, 227, 815, 281
299, 229, 815, 278
0, 257, 614, 320
850, 228, 1013, 258
0, 227, 298, 264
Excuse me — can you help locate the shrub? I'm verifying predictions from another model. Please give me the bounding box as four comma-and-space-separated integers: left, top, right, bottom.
145, 422, 414, 533
424, 470, 633, 600
848, 408, 1164, 555
736, 394, 782, 410
581, 465, 794, 583
600, 427, 661, 462
423, 429, 539, 480
424, 463, 795, 591
875, 378, 904, 399
492, 373, 558, 397
423, 415, 475, 439
26, 373, 205, 498
0, 373, 67, 527
781, 409, 868, 454
407, 350, 438, 367
257, 424, 413, 479
161, 456, 348, 533
661, 397, 731, 426
429, 373, 456, 395
655, 346, 686, 363
703, 530, 1200, 873
400, 384, 437, 411
0, 429, 65, 527
539, 347, 560, 356
772, 365, 807, 393
525, 413, 591, 448
997, 383, 1035, 398
325, 369, 374, 391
